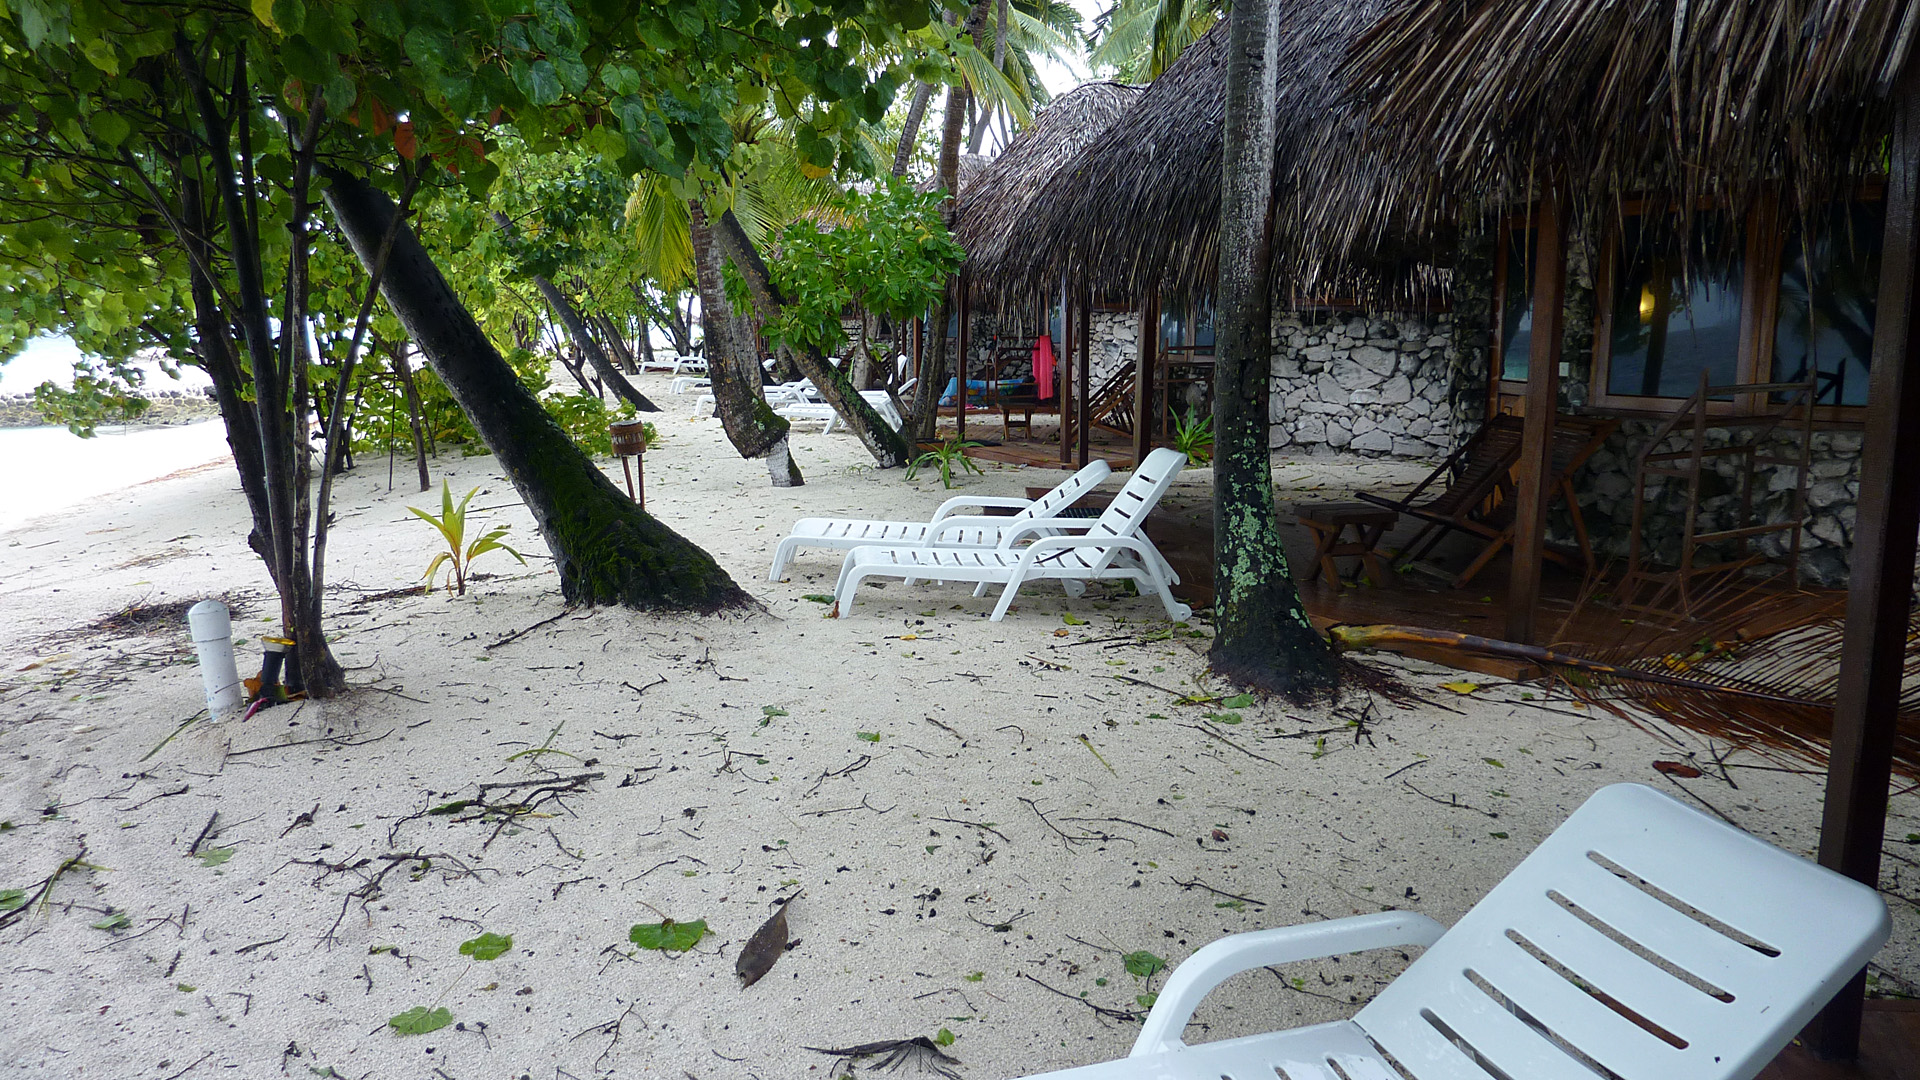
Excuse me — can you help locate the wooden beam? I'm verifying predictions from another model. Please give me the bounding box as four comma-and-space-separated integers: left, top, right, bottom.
1078, 287, 1093, 467
1134, 291, 1160, 464
1808, 60, 1920, 1061
1060, 279, 1074, 464
1504, 194, 1569, 644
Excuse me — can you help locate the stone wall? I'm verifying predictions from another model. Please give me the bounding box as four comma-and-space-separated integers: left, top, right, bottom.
1267, 312, 1460, 459
0, 387, 219, 429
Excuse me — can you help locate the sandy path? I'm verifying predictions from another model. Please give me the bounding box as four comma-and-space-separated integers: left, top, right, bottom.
2, 374, 1912, 1080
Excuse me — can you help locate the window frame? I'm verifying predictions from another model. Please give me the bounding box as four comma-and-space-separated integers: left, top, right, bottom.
1585, 190, 1878, 423
1491, 208, 1539, 404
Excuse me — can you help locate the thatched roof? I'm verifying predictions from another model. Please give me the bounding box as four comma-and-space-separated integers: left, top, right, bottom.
954, 81, 1144, 292
1326, 0, 1920, 252
982, 2, 1426, 309
919, 153, 994, 198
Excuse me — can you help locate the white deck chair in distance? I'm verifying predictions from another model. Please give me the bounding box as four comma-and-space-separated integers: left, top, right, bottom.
833, 447, 1191, 621
1013, 782, 1890, 1080
769, 459, 1112, 580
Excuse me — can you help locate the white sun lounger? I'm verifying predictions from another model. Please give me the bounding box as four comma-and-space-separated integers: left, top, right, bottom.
1011, 782, 1890, 1080
833, 448, 1191, 621
769, 459, 1113, 580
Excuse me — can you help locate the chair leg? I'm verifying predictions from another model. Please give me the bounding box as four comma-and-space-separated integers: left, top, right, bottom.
769, 539, 799, 581
1451, 530, 1511, 588
989, 576, 1027, 621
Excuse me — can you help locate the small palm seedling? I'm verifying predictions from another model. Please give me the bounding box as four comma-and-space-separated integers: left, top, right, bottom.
906, 438, 984, 489
410, 481, 526, 595
1172, 407, 1214, 466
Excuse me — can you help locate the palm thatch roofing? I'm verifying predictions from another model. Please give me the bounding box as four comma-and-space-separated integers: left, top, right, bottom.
1327, 0, 1920, 253
953, 80, 1144, 300
979, 1, 1431, 310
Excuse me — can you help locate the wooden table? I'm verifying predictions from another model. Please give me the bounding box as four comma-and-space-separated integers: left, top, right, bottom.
1293, 501, 1397, 586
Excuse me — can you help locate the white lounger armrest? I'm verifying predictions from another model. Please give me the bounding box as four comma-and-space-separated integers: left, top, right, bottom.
923, 516, 1095, 545
1131, 911, 1446, 1057
995, 516, 1117, 548
926, 494, 1041, 527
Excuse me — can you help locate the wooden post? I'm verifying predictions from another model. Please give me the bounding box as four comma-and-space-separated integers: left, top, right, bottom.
1808, 60, 1920, 1061
1134, 291, 1160, 464
956, 272, 970, 444
1060, 279, 1075, 465
1078, 287, 1093, 466
1504, 193, 1568, 644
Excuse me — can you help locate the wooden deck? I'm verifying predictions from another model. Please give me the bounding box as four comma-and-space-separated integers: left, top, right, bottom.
1758, 1001, 1920, 1080
1036, 480, 1842, 681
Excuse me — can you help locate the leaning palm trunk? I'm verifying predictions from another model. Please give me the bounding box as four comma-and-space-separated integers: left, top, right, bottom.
327, 169, 748, 611
688, 201, 803, 486
710, 209, 913, 468
1207, 0, 1338, 700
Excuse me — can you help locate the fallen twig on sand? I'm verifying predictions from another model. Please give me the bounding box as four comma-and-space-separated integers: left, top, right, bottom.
806, 1037, 961, 1079
1016, 972, 1139, 1023
1172, 877, 1266, 906
1181, 722, 1282, 766
0, 842, 95, 931
1019, 797, 1125, 848
620, 675, 667, 696
1401, 780, 1498, 818
485, 609, 572, 650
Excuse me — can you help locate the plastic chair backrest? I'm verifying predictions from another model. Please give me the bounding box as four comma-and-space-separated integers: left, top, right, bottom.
1354, 784, 1890, 1080
1088, 448, 1186, 540
1011, 460, 1113, 523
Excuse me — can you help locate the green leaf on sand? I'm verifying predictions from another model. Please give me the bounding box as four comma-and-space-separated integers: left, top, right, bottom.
1123, 950, 1166, 979
459, 932, 513, 960
855, 731, 880, 743
1062, 613, 1086, 625
388, 1006, 453, 1035
1220, 693, 1255, 709
629, 918, 708, 952
196, 847, 234, 867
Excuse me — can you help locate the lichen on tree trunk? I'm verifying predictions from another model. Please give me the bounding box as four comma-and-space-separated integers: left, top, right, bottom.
1208, 0, 1338, 701
327, 168, 749, 612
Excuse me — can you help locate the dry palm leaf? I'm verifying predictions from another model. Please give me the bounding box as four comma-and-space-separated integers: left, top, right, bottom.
736, 891, 799, 988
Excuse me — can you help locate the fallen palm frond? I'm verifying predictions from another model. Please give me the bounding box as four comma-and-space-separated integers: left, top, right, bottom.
1332, 574, 1920, 780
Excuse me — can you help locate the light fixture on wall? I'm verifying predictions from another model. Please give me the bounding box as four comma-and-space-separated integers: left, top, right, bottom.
1639, 285, 1657, 323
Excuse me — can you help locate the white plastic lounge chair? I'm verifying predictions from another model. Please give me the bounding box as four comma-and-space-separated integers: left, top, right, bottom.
833, 447, 1191, 621
769, 459, 1113, 580
775, 391, 903, 433
669, 375, 709, 395
1014, 782, 1891, 1080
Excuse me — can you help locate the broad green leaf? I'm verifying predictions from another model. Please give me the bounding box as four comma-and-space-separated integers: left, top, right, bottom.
1220, 693, 1255, 709
92, 911, 131, 930
1123, 950, 1166, 979
855, 731, 880, 743
388, 1006, 453, 1034
0, 889, 27, 911
628, 918, 708, 952
459, 932, 512, 960
933, 1028, 956, 1047
1439, 681, 1480, 695
89, 112, 131, 147
197, 847, 234, 867
1061, 613, 1086, 626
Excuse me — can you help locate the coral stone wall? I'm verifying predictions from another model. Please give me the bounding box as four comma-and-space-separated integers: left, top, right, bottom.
1267, 313, 1458, 458
0, 387, 218, 429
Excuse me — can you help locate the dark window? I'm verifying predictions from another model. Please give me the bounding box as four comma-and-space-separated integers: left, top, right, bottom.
1500, 226, 1537, 381
1606, 213, 1745, 399
1774, 200, 1883, 407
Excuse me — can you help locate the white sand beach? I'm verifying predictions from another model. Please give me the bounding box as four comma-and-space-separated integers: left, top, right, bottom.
2, 373, 1913, 1080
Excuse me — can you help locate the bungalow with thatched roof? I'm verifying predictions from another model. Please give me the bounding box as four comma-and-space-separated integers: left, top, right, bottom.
970, 9, 1476, 467
1330, 0, 1920, 1058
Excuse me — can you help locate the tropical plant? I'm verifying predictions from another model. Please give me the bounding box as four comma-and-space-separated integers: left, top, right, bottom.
410, 482, 527, 596
1088, 0, 1222, 82
1172, 406, 1214, 465
906, 438, 985, 489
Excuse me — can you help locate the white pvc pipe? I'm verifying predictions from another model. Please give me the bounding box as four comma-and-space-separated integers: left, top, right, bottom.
187, 600, 245, 718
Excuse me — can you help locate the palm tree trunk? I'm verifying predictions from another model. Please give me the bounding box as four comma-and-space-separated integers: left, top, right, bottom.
1208, 0, 1337, 700
327, 168, 748, 611
710, 209, 913, 467
893, 82, 935, 177
384, 338, 433, 491
689, 200, 802, 486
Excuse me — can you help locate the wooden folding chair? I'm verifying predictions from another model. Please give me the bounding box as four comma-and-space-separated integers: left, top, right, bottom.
1358, 415, 1616, 587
